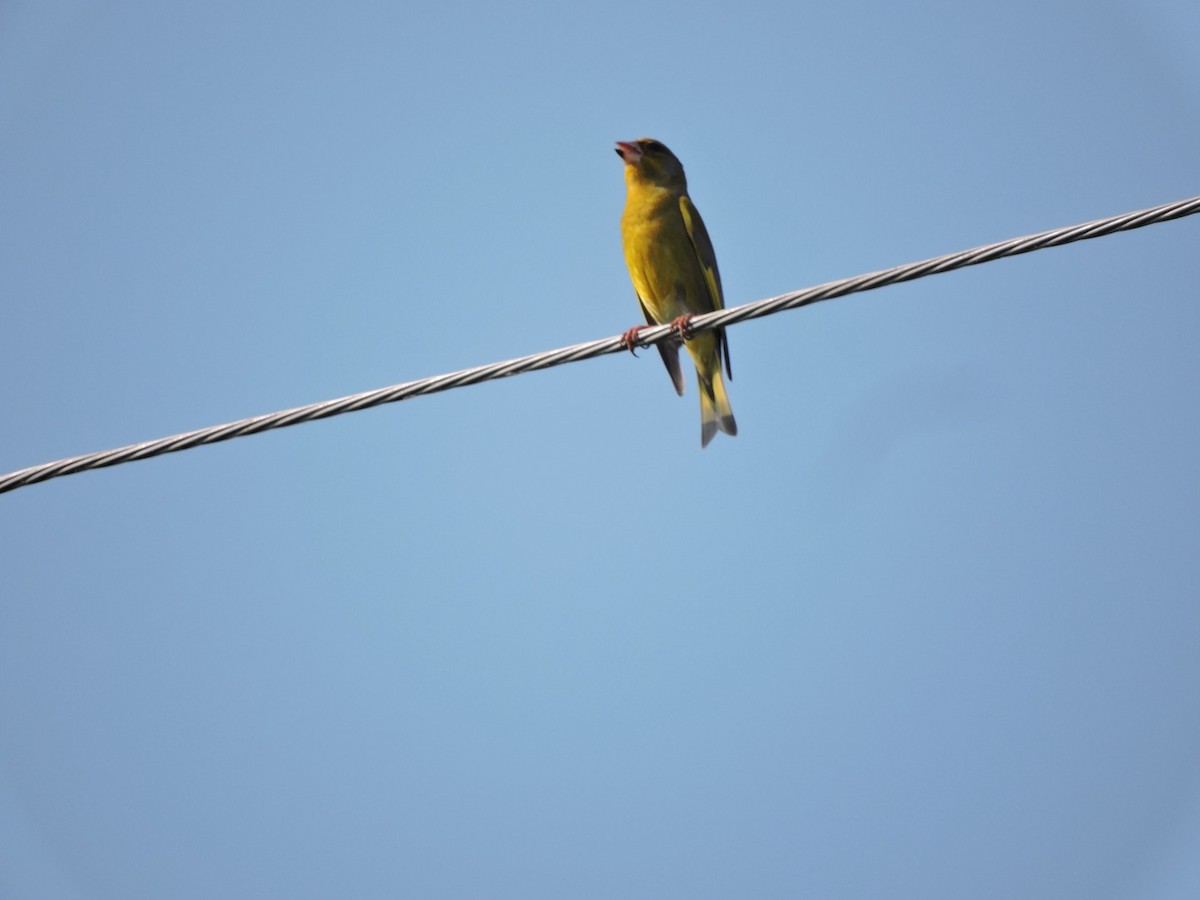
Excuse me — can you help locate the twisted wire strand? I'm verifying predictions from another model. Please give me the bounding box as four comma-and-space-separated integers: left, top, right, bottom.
3, 194, 1198, 496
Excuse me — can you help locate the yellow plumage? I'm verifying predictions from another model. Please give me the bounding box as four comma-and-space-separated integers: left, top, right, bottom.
615, 138, 736, 447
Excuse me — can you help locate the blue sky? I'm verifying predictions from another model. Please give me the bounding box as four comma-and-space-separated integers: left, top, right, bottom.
3, 1, 1200, 897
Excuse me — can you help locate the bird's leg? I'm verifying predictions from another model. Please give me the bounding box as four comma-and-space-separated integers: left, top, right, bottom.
621, 325, 647, 356
670, 314, 694, 342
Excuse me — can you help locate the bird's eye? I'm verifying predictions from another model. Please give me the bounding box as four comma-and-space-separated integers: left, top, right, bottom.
641, 140, 662, 153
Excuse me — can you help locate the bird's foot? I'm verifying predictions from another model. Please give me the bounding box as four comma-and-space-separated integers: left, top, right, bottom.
670, 315, 694, 341
621, 325, 647, 356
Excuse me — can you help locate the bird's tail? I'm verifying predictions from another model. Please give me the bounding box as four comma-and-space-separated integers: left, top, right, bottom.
698, 365, 737, 448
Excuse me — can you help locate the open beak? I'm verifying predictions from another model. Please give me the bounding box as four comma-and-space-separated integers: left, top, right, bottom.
614, 141, 642, 165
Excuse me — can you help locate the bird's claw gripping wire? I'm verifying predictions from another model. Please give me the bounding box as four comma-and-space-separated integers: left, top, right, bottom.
621, 325, 647, 357
623, 316, 694, 357
624, 316, 694, 358
670, 315, 695, 341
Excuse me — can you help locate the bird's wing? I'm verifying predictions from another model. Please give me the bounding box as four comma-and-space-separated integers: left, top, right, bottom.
639, 293, 685, 396
679, 194, 732, 379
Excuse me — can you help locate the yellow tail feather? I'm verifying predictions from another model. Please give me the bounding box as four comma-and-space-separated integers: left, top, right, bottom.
699, 366, 737, 448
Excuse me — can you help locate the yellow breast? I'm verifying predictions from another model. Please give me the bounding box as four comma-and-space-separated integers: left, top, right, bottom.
620, 186, 707, 324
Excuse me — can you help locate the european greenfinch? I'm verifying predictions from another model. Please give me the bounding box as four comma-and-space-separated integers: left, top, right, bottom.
615, 138, 736, 447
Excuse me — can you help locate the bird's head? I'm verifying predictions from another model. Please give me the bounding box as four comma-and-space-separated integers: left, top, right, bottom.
615, 138, 687, 190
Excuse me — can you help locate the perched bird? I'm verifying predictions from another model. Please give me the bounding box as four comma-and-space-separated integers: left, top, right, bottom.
615, 138, 736, 447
